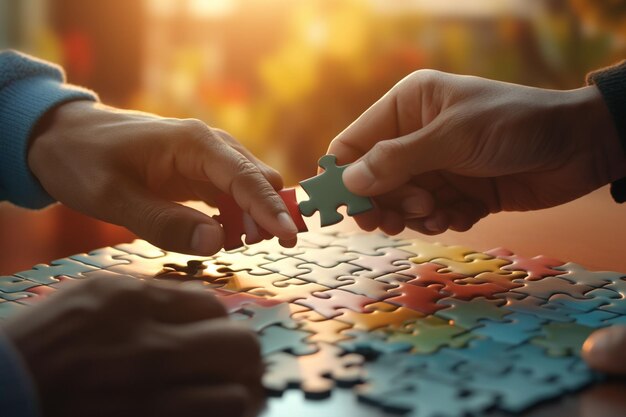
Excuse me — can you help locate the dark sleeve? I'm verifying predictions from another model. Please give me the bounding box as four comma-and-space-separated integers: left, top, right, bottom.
587, 60, 626, 203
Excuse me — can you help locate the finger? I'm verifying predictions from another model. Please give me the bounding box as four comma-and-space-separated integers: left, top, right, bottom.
341, 124, 450, 197
410, 210, 449, 235
354, 209, 381, 232
582, 326, 626, 374
378, 210, 405, 236
371, 185, 435, 219
144, 281, 227, 324
443, 200, 489, 232
114, 181, 225, 255
179, 123, 297, 240
214, 129, 284, 191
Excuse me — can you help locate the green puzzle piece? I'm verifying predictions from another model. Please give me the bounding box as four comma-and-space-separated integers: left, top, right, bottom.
299, 155, 374, 226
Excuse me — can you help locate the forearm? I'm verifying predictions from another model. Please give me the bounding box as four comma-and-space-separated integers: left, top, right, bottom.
0, 50, 98, 208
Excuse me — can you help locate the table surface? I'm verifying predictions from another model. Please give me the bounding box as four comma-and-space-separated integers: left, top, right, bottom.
1, 185, 625, 416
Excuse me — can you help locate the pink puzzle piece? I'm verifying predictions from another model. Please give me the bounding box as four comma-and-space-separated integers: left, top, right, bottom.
213, 288, 281, 313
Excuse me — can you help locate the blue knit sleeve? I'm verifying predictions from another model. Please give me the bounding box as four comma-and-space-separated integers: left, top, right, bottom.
0, 329, 40, 417
0, 50, 98, 208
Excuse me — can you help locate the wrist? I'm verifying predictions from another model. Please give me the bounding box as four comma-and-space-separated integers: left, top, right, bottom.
27, 100, 96, 182
566, 86, 626, 185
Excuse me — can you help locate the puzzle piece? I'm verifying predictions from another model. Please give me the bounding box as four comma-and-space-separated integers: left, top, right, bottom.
258, 325, 318, 356
294, 311, 353, 344
399, 241, 477, 264
467, 369, 565, 413
388, 316, 474, 353
212, 288, 281, 313
335, 302, 424, 331
0, 276, 39, 293
69, 247, 130, 269
531, 322, 595, 356
435, 297, 509, 330
296, 262, 363, 289
335, 274, 398, 300
258, 280, 328, 303
260, 257, 314, 278
346, 248, 414, 279
364, 373, 496, 417
431, 254, 511, 277
284, 246, 360, 268
339, 329, 412, 357
263, 342, 363, 399
399, 262, 513, 300
298, 155, 374, 226
502, 293, 576, 323
445, 338, 513, 374
15, 259, 99, 284
474, 312, 544, 345
511, 276, 593, 300
554, 262, 625, 287
485, 248, 565, 281
213, 251, 276, 275
332, 233, 405, 256
219, 270, 293, 294
238, 303, 301, 332
295, 289, 374, 319
384, 282, 445, 315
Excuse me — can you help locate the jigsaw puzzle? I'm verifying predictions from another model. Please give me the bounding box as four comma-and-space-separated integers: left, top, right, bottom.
1, 230, 624, 417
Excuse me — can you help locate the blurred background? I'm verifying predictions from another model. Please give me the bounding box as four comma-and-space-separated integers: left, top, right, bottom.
1, 0, 625, 274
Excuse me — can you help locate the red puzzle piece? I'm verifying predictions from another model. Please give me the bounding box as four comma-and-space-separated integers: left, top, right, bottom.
385, 282, 445, 315
399, 262, 511, 300
214, 188, 308, 250
485, 248, 565, 281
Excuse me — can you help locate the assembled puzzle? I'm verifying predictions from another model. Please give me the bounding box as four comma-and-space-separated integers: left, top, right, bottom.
1, 154, 624, 416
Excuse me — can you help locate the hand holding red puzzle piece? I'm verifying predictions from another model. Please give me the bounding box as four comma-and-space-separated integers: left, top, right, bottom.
214, 154, 375, 250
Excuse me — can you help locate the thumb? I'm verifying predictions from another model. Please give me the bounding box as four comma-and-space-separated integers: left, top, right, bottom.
115, 183, 224, 256
341, 125, 448, 196
582, 326, 626, 374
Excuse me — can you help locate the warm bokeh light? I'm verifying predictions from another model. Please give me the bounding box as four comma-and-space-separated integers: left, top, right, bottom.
0, 0, 625, 273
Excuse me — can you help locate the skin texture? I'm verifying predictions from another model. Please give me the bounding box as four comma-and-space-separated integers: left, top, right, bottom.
327, 70, 626, 374
28, 101, 298, 255
1, 275, 265, 417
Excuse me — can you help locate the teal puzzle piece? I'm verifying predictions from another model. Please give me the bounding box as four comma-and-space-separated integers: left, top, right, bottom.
299, 155, 374, 227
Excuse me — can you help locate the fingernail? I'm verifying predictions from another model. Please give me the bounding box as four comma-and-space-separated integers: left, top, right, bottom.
402, 196, 426, 217
424, 218, 441, 232
191, 224, 214, 254
343, 161, 375, 192
277, 212, 298, 235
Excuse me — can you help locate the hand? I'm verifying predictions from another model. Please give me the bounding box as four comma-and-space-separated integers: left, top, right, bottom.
1, 275, 264, 417
327, 70, 625, 235
583, 326, 626, 374
28, 101, 299, 255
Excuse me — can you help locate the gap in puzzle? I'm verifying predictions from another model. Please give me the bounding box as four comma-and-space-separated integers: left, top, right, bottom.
2, 230, 625, 416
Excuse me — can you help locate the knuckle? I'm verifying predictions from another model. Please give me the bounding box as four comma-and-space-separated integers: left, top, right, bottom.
181, 118, 211, 138
371, 139, 405, 166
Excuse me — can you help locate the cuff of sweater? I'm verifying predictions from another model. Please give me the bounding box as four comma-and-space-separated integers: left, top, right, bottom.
587, 61, 626, 204
0, 329, 40, 417
0, 76, 97, 209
